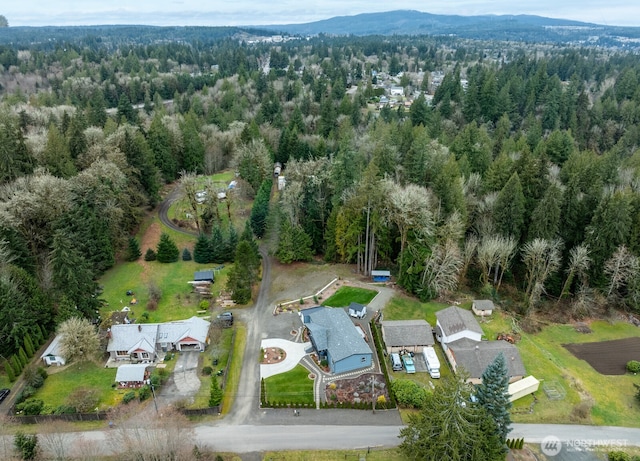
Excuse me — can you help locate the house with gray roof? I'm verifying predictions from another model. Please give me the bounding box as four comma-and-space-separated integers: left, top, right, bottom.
445, 338, 526, 384
435, 306, 483, 350
301, 306, 372, 374
115, 364, 149, 388
106, 316, 210, 363
380, 319, 434, 354
472, 299, 495, 317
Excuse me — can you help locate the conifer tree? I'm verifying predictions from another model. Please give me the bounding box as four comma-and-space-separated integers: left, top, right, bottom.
4, 359, 15, 382
24, 334, 35, 357
127, 237, 142, 262
476, 352, 512, 443
209, 375, 223, 407
182, 248, 192, 261
156, 233, 179, 263
194, 234, 213, 264
18, 347, 28, 367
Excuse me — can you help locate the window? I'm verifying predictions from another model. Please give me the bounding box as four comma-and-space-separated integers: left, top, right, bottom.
141, 353, 149, 359
361, 357, 366, 362
116, 350, 128, 356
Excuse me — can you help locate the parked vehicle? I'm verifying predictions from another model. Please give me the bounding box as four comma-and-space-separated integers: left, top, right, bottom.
402, 355, 416, 374
422, 346, 441, 378
215, 311, 233, 327
0, 388, 10, 403
390, 353, 403, 371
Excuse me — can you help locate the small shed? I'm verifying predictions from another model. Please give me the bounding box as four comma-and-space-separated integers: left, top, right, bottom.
508, 375, 540, 402
348, 302, 367, 319
194, 270, 215, 283
115, 364, 149, 388
472, 299, 495, 317
371, 270, 391, 282
40, 335, 66, 367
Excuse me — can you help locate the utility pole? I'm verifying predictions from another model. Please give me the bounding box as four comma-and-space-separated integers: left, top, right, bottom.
371, 375, 376, 414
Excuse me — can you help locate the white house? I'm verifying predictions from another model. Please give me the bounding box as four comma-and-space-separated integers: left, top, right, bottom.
107, 316, 210, 362
40, 335, 66, 367
435, 306, 483, 350
348, 302, 367, 319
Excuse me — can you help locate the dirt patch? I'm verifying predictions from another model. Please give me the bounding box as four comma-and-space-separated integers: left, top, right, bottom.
506, 447, 538, 461
261, 347, 286, 364
563, 337, 640, 375
136, 219, 164, 282
325, 373, 388, 405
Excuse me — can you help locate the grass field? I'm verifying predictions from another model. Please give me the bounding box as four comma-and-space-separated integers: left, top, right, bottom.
191, 327, 235, 409
264, 365, 315, 405
220, 325, 246, 414
382, 295, 448, 325
98, 259, 230, 324
34, 362, 118, 411
322, 286, 378, 308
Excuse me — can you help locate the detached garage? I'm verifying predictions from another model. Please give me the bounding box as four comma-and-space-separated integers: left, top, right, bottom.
381, 319, 435, 354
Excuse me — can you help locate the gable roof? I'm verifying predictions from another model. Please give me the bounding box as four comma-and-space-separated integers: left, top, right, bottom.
41, 334, 64, 359
348, 302, 366, 313
435, 306, 483, 336
448, 339, 526, 379
302, 306, 371, 362
380, 319, 434, 347
159, 316, 210, 344
107, 324, 159, 353
115, 364, 147, 382
473, 299, 495, 310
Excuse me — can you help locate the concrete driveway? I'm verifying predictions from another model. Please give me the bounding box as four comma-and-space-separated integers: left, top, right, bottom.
260, 338, 311, 379
158, 351, 201, 404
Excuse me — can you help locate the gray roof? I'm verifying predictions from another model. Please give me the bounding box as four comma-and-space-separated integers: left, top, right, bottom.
107, 317, 210, 352
159, 316, 210, 344
435, 306, 483, 336
194, 270, 214, 282
448, 339, 526, 379
41, 334, 64, 359
473, 300, 495, 310
107, 324, 159, 353
380, 320, 434, 347
302, 306, 371, 362
115, 364, 147, 382
371, 270, 391, 277
348, 302, 366, 313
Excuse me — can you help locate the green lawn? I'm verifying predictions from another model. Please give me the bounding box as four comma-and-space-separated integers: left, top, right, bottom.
99, 259, 230, 324
264, 365, 315, 405
221, 325, 246, 414
35, 362, 119, 412
481, 312, 640, 427
191, 327, 236, 409
382, 295, 448, 325
322, 286, 378, 308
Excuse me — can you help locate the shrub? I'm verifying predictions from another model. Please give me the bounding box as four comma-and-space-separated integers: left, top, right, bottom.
17, 398, 44, 415
608, 452, 631, 461
182, 248, 192, 261
122, 391, 136, 404
148, 281, 162, 302
626, 360, 640, 373
140, 312, 150, 321
144, 248, 157, 261
138, 385, 151, 401
146, 300, 158, 311
67, 388, 100, 413
54, 404, 77, 414
16, 385, 37, 404
198, 300, 210, 310
14, 432, 38, 460
202, 366, 213, 376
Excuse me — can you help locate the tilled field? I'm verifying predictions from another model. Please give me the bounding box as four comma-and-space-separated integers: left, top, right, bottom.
563, 337, 640, 375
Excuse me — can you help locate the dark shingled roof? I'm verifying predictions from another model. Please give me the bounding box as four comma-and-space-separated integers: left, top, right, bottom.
380, 319, 434, 347
302, 306, 371, 362
448, 338, 526, 379
435, 306, 483, 336
473, 299, 495, 311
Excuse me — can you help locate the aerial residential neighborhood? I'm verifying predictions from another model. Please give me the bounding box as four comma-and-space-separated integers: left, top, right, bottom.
2, 6, 640, 461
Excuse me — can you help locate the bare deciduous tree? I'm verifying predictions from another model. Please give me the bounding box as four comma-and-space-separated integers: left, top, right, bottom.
57, 317, 102, 364
421, 239, 463, 298
522, 238, 563, 314
604, 245, 639, 302
108, 404, 196, 461
558, 244, 591, 303
38, 422, 75, 461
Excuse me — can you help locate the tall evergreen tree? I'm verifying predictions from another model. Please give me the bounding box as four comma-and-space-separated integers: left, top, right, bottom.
494, 172, 525, 241
476, 352, 512, 444
156, 233, 179, 263
127, 237, 142, 262
194, 233, 214, 264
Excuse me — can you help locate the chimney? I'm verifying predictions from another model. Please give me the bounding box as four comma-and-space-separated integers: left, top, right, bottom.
138, 325, 142, 332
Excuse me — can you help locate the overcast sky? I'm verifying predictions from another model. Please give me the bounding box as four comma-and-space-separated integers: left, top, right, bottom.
3, 1, 640, 28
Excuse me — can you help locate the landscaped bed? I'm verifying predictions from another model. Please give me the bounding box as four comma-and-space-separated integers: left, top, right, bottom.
325, 373, 389, 407
563, 337, 640, 375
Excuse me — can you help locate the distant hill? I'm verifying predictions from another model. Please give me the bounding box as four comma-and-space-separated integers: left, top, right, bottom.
255, 9, 640, 46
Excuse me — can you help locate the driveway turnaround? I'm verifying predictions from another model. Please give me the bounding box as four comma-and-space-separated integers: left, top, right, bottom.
260, 338, 311, 379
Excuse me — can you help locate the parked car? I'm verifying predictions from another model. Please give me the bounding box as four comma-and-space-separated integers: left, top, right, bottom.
402, 355, 416, 374
215, 312, 233, 327
390, 353, 403, 371
0, 388, 10, 403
